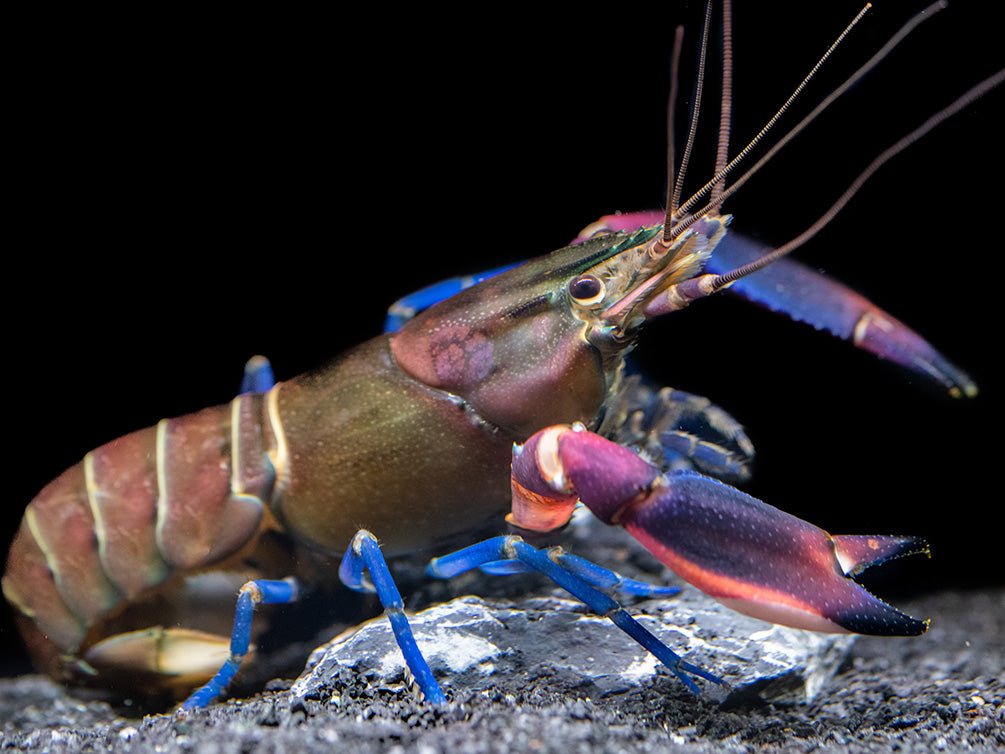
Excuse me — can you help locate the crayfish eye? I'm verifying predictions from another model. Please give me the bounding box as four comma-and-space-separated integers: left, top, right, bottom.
568, 274, 605, 306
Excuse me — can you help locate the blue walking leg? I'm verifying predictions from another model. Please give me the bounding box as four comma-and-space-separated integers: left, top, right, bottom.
428, 536, 723, 694
475, 549, 680, 598
548, 549, 681, 598
339, 530, 446, 703
181, 577, 300, 710
383, 262, 520, 332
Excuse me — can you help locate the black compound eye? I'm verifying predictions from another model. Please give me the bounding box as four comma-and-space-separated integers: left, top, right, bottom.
568, 274, 605, 305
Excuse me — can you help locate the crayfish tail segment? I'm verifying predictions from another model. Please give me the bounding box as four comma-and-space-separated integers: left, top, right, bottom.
516, 424, 929, 637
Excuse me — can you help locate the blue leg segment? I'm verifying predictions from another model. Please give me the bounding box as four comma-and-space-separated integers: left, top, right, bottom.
428, 537, 723, 694
181, 578, 300, 710
239, 355, 276, 394
339, 530, 447, 704
477, 549, 680, 598
551, 550, 681, 598
383, 262, 520, 332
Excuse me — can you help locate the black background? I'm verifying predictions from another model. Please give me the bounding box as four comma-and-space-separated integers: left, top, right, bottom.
3, 2, 1001, 675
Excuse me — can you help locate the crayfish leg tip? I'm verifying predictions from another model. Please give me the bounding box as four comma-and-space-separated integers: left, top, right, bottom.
428, 688, 450, 705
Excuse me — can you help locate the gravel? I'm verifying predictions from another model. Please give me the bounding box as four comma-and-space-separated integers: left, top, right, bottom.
1, 582, 1001, 753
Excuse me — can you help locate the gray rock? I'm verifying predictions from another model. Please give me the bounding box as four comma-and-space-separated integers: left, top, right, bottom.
294, 514, 858, 707
292, 589, 855, 706
2, 589, 1001, 754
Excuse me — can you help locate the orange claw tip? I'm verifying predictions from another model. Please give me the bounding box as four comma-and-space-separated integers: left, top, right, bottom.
531, 424, 660, 525
505, 479, 578, 534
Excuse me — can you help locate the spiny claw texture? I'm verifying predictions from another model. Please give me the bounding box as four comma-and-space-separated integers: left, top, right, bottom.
511, 424, 928, 637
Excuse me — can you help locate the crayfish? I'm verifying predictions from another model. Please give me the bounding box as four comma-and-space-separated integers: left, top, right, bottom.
3, 2, 997, 709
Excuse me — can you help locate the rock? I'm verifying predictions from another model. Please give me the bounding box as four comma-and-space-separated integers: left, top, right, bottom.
293, 515, 857, 707
291, 589, 855, 706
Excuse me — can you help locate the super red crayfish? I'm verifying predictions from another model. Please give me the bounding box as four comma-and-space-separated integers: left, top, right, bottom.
3, 2, 998, 709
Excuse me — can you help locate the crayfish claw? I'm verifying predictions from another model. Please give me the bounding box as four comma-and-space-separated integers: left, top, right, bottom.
513, 424, 931, 639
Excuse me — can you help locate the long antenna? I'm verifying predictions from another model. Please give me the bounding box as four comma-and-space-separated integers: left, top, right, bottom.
654, 2, 867, 257
662, 24, 686, 237
645, 68, 1004, 319
709, 68, 1005, 292
708, 0, 733, 207
670, 3, 874, 231
669, 0, 715, 221
665, 1, 938, 245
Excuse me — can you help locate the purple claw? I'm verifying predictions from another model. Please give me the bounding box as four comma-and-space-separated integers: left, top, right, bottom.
574, 212, 976, 398
511, 424, 929, 637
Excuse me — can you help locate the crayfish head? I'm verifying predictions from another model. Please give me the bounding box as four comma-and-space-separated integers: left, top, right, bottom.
389, 215, 728, 439
568, 214, 730, 349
